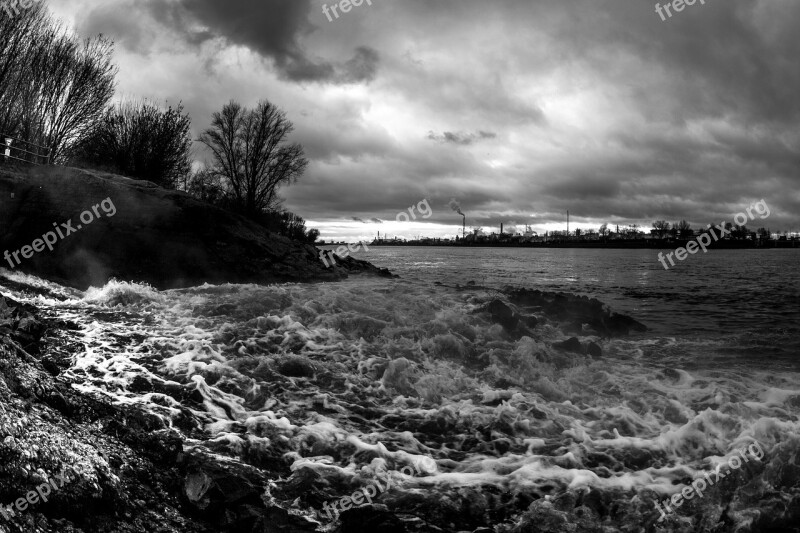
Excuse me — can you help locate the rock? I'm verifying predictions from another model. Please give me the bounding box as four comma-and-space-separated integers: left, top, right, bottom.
185, 471, 214, 506
0, 166, 394, 289
586, 341, 602, 358
554, 337, 583, 354
662, 368, 681, 381
0, 293, 214, 532
338, 505, 407, 533
179, 448, 317, 532
507, 289, 647, 338
40, 356, 62, 376
277, 356, 315, 378
130, 375, 154, 392
486, 299, 519, 331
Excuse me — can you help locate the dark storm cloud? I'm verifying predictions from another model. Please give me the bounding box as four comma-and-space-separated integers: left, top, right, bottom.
81, 0, 379, 83
67, 0, 800, 238
177, 0, 380, 83
79, 0, 213, 52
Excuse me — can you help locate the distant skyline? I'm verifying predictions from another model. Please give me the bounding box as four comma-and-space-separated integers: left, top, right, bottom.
52, 0, 800, 241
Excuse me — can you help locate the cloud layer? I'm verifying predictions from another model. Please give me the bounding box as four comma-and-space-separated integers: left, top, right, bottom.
60, 0, 800, 240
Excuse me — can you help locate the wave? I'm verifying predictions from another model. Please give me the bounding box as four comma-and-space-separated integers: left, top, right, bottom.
82, 279, 166, 306
2, 274, 798, 531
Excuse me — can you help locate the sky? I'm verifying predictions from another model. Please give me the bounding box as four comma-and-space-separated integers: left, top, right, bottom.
51, 0, 800, 242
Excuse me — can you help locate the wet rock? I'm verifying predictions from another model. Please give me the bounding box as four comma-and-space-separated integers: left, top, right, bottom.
554, 337, 582, 354
507, 288, 647, 338
277, 356, 316, 378
586, 341, 602, 358
325, 253, 398, 279
130, 375, 154, 392
486, 299, 519, 330
662, 368, 681, 381
180, 448, 317, 532
185, 471, 214, 507
0, 294, 213, 532
338, 505, 407, 533
40, 356, 62, 376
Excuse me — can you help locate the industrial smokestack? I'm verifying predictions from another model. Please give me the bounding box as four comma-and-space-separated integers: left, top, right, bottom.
450, 199, 467, 238
500, 223, 503, 235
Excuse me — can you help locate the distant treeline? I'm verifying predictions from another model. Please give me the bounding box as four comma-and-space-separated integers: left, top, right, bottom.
0, 5, 317, 244
370, 239, 798, 249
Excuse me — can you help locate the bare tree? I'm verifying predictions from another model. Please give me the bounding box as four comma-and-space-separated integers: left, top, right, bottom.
199, 100, 308, 216
652, 220, 670, 239
0, 4, 50, 136
676, 219, 691, 239
599, 223, 608, 238
0, 4, 116, 162
71, 99, 192, 188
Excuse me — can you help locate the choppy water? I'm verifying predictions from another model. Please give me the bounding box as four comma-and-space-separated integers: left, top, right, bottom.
1, 248, 799, 531
343, 247, 800, 369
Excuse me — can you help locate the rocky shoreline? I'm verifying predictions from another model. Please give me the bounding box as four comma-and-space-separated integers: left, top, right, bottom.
0, 278, 649, 533
0, 291, 325, 533
3, 277, 798, 533
0, 281, 643, 533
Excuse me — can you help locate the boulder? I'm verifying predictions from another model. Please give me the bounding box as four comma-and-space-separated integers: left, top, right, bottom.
507, 289, 647, 337
554, 337, 583, 354
486, 299, 519, 330
586, 341, 602, 358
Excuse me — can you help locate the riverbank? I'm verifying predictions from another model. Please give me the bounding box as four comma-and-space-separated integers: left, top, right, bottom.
366, 239, 798, 249
0, 165, 393, 290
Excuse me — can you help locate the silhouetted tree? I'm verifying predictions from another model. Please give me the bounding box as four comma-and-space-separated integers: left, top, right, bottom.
71, 100, 192, 188
652, 220, 670, 239
256, 211, 319, 243
199, 100, 308, 217
184, 167, 228, 206
0, 5, 116, 161
676, 220, 691, 239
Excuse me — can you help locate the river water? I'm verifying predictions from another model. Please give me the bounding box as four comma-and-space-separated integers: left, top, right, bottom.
1, 247, 798, 531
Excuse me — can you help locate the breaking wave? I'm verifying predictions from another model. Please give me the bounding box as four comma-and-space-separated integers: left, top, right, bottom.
2, 273, 799, 532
